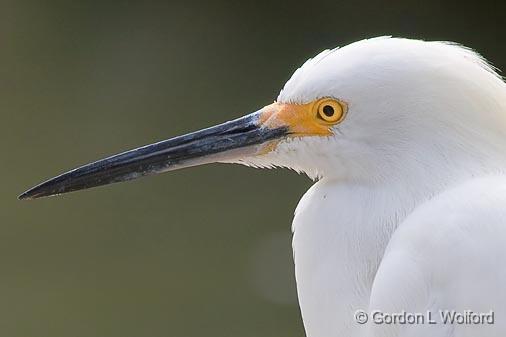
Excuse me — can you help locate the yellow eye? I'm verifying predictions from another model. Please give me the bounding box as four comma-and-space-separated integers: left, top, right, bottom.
315, 98, 345, 123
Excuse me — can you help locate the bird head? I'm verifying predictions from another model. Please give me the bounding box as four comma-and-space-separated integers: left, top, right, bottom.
20, 37, 506, 199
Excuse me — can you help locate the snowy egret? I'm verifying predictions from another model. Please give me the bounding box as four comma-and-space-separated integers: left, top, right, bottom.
20, 37, 506, 337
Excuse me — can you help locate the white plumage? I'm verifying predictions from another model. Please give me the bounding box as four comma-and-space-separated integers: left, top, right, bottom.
255, 37, 506, 337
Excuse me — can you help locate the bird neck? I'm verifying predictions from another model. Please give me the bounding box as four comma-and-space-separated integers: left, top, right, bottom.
291, 163, 494, 337
292, 178, 412, 337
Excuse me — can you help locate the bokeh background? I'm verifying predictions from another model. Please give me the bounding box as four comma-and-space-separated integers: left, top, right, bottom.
2, 0, 506, 336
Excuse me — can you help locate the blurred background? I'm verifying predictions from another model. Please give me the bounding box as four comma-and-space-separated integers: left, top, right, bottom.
2, 0, 506, 336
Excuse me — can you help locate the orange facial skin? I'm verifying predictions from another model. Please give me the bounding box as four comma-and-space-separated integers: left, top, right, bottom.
259, 98, 346, 137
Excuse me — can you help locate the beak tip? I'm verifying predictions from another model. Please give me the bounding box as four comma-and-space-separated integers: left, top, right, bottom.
18, 191, 33, 201
18, 187, 47, 200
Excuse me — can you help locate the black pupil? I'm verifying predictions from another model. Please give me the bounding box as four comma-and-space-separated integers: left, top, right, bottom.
322, 105, 334, 117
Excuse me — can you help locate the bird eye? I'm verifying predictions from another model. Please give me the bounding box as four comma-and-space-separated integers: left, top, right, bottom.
316, 99, 345, 123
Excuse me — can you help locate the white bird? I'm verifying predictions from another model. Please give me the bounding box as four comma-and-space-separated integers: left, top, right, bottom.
20, 37, 506, 337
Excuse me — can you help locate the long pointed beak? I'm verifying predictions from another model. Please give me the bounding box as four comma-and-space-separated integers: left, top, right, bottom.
19, 110, 288, 200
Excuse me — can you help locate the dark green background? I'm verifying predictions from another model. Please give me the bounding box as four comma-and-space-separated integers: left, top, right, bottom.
3, 0, 505, 336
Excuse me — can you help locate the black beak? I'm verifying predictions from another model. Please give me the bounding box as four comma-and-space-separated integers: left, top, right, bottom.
19, 111, 287, 200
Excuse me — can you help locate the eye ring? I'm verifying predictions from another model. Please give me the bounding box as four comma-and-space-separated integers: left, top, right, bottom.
316, 99, 345, 123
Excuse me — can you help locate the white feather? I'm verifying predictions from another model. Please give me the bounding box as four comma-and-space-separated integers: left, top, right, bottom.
248, 37, 506, 337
